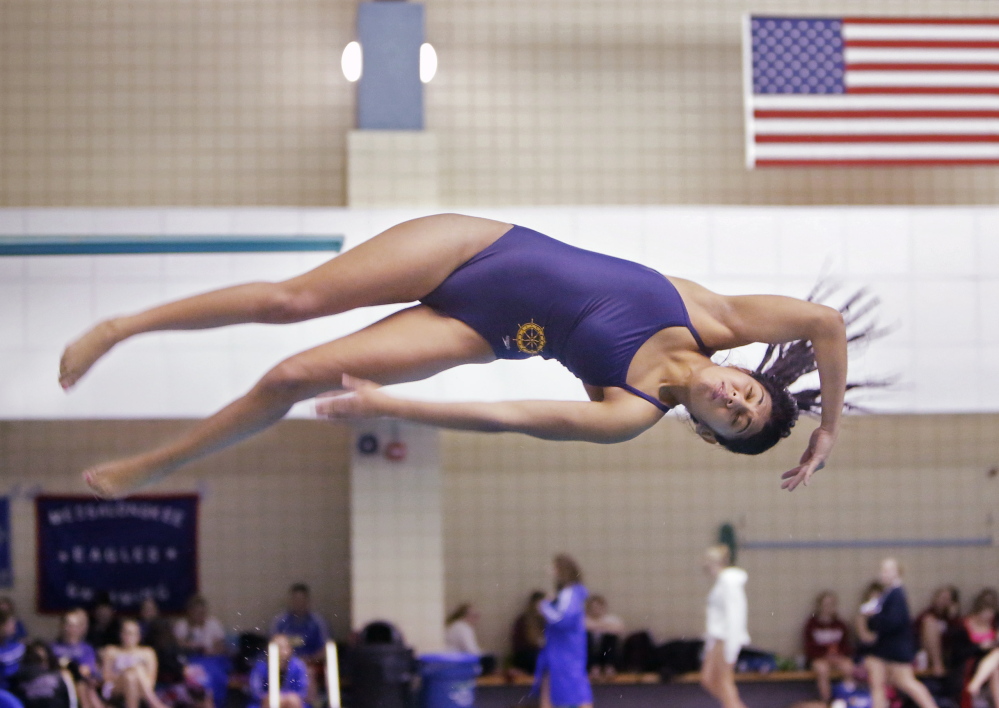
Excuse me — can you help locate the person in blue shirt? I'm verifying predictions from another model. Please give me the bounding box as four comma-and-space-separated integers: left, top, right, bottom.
9, 642, 70, 708
0, 609, 26, 690
270, 585, 328, 662
0, 601, 26, 645
248, 634, 309, 708
534, 554, 592, 708
50, 609, 101, 708
861, 558, 937, 708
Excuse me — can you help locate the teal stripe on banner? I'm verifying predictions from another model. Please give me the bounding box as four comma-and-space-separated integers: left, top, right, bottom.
0, 235, 344, 256
743, 537, 993, 550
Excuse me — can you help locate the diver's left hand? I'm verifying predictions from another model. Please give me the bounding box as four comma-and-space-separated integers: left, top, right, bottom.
780, 426, 836, 491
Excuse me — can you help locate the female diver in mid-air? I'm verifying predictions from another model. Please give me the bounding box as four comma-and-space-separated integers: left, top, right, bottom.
60, 214, 878, 499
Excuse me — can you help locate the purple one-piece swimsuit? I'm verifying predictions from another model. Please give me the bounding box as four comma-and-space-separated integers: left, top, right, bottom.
420, 225, 709, 413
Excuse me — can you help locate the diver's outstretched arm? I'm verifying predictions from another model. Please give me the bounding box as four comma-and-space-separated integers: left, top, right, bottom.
316, 375, 663, 444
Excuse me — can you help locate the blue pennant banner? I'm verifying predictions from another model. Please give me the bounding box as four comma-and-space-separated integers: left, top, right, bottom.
36, 495, 198, 613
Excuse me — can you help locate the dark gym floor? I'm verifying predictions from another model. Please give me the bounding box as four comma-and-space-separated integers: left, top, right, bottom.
476, 680, 818, 708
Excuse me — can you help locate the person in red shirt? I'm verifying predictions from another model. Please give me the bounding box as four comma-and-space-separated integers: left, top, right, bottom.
803, 591, 855, 703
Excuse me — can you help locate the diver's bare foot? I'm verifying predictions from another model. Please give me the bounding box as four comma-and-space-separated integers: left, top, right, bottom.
83, 457, 165, 499
59, 320, 121, 390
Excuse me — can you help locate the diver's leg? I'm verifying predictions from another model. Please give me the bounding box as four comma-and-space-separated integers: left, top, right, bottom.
60, 214, 511, 388
83, 306, 492, 498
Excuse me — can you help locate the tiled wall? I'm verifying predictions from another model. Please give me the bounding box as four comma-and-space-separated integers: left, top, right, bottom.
3, 411, 996, 659
347, 132, 439, 207
0, 0, 355, 207
0, 419, 352, 641
351, 420, 445, 652
4, 0, 999, 207
441, 414, 999, 659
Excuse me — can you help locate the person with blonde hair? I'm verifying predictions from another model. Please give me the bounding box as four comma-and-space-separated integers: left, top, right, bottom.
700, 545, 749, 708
51, 609, 103, 708
534, 554, 591, 708
860, 558, 937, 708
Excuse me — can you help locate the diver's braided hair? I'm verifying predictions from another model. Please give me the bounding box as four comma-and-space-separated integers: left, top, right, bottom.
715, 283, 889, 456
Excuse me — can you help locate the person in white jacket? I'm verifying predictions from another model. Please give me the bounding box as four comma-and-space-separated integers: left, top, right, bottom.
444, 603, 483, 655
700, 545, 750, 708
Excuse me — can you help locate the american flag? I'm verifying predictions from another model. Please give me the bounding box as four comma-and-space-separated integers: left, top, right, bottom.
743, 16, 999, 167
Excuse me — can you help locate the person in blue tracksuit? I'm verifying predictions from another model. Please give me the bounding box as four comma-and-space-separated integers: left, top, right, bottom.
861, 558, 937, 708
248, 634, 309, 708
0, 610, 25, 691
534, 554, 592, 708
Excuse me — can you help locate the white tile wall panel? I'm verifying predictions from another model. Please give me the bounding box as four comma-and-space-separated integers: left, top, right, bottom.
710, 210, 779, 278
91, 209, 165, 236
977, 211, 999, 277
911, 210, 978, 277
93, 254, 165, 281
229, 209, 302, 236
0, 285, 25, 351
24, 282, 93, 349
0, 258, 26, 278
911, 345, 981, 412
24, 209, 97, 236
911, 281, 977, 346
777, 209, 847, 278
162, 209, 233, 237
980, 281, 999, 345
844, 210, 912, 276
351, 420, 445, 653
162, 254, 235, 282
163, 348, 237, 413
26, 255, 93, 280
981, 345, 999, 398
0, 211, 26, 235
19, 348, 67, 417
93, 282, 165, 323
573, 207, 646, 264
644, 208, 712, 278
0, 206, 994, 417
0, 370, 26, 414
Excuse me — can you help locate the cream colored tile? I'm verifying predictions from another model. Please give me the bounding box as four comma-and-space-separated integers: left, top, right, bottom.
442, 413, 999, 657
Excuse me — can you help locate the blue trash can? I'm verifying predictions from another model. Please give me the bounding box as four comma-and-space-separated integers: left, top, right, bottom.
418, 653, 480, 708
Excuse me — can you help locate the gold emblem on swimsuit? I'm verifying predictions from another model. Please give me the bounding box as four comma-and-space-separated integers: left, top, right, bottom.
515, 320, 546, 355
